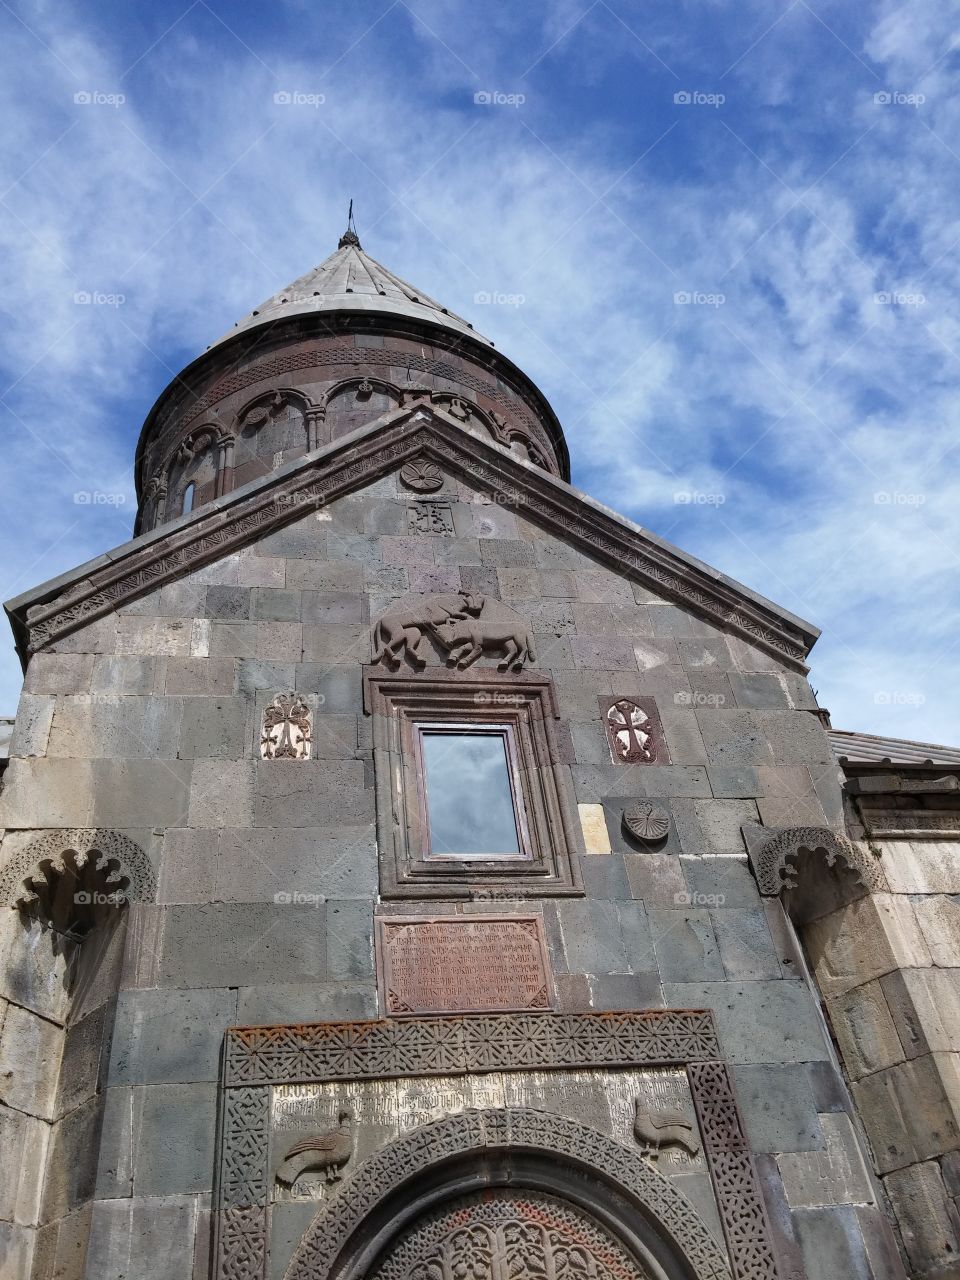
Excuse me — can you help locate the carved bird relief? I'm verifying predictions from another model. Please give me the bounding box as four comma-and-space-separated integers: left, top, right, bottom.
633, 1097, 700, 1163
275, 1110, 354, 1191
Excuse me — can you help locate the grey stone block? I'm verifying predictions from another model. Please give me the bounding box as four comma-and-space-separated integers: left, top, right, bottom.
92, 759, 192, 827
285, 558, 363, 591
658, 709, 707, 765
254, 760, 371, 826
617, 900, 656, 972
540, 570, 577, 598
731, 1063, 823, 1152
479, 538, 536, 567
86, 1195, 200, 1280
236, 981, 378, 1025
624, 853, 689, 907
237, 659, 297, 694
205, 585, 251, 621
216, 825, 378, 901
0, 1002, 61, 1118
571, 636, 640, 670
681, 856, 761, 909
133, 1083, 218, 1196
238, 553, 286, 587
187, 760, 254, 828
160, 902, 327, 987
301, 591, 365, 624
177, 696, 248, 759
56, 1004, 108, 1117
707, 765, 760, 798
649, 909, 723, 980
301, 623, 369, 664
164, 656, 237, 695
728, 672, 792, 709
579, 854, 632, 900
793, 1205, 873, 1280
257, 620, 303, 661
588, 972, 663, 1011
157, 828, 219, 906
24, 651, 94, 695
295, 664, 362, 711
363, 502, 409, 535
662, 980, 829, 1064
47, 695, 183, 760
460, 565, 499, 596
41, 1095, 102, 1219
712, 907, 782, 979
573, 570, 635, 605
256, 518, 327, 559
157, 580, 210, 615
0, 758, 95, 827
252, 587, 302, 621
91, 655, 159, 695
9, 692, 55, 758
209, 620, 258, 658
557, 900, 628, 974
327, 900, 374, 978
108, 987, 238, 1085
697, 711, 776, 767
434, 537, 482, 567
677, 638, 736, 671
570, 765, 711, 802
755, 710, 835, 765
49, 613, 118, 655
327, 532, 381, 562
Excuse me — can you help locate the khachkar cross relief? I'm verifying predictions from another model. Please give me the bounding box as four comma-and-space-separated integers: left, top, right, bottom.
372, 591, 536, 673
602, 696, 669, 765
261, 693, 313, 760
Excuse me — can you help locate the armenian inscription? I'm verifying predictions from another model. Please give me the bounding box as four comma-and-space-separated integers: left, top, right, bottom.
376, 915, 554, 1015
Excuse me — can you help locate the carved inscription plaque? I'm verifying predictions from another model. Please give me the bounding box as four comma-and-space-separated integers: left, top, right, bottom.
376, 915, 554, 1016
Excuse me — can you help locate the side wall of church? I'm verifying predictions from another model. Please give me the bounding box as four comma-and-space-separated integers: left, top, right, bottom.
0, 473, 902, 1280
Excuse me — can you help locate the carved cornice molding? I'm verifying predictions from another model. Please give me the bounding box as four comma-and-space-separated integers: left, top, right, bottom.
747, 824, 886, 897
8, 410, 815, 669
0, 828, 157, 907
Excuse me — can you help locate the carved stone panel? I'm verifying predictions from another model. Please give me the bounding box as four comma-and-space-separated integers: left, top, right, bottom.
260, 693, 312, 760
372, 592, 536, 672
400, 458, 445, 492
376, 915, 554, 1016
407, 500, 454, 534
602, 696, 669, 765
368, 1189, 653, 1280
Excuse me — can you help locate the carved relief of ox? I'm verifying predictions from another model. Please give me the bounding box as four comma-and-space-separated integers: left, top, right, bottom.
371, 592, 535, 672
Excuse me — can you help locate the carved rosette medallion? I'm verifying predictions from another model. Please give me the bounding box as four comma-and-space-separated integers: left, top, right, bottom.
400, 459, 444, 492
261, 693, 313, 760
624, 802, 670, 844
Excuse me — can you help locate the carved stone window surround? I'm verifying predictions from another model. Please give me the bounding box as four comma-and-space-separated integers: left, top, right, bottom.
363, 669, 583, 898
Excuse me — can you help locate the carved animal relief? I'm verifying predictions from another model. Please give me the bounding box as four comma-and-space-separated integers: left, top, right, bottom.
276, 1110, 353, 1194
372, 592, 536, 672
633, 1097, 701, 1164
261, 694, 313, 760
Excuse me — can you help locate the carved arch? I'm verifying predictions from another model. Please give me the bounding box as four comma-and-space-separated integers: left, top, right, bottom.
283, 1107, 730, 1280
324, 376, 402, 407
0, 829, 157, 909
750, 825, 885, 897
238, 387, 327, 454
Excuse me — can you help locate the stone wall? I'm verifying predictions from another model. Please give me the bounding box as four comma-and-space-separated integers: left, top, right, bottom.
804, 837, 960, 1279
0, 472, 902, 1280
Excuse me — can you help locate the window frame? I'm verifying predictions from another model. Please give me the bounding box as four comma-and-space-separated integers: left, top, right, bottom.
364, 669, 583, 899
412, 721, 531, 862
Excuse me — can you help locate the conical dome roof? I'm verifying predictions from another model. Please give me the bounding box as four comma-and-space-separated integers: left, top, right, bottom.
212, 223, 492, 350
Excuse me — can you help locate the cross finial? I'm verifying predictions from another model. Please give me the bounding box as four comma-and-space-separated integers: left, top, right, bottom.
338, 199, 361, 249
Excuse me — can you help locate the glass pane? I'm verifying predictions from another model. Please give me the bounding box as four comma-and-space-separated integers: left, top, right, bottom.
420, 730, 522, 858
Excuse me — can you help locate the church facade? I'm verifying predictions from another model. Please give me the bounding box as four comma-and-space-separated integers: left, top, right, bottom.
1, 222, 958, 1280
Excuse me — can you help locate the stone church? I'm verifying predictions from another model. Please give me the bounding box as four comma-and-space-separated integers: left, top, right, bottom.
1, 218, 959, 1280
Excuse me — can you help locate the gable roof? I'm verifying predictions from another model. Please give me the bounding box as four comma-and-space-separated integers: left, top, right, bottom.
209, 234, 492, 352
5, 405, 819, 669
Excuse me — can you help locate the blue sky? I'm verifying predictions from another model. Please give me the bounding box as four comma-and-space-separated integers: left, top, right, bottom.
1, 0, 958, 742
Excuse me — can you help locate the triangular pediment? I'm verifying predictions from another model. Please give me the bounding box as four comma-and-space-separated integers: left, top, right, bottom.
5, 404, 818, 669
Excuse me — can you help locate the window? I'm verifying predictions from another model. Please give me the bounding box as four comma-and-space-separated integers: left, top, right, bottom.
415, 724, 528, 860
364, 670, 583, 899
182, 482, 196, 514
